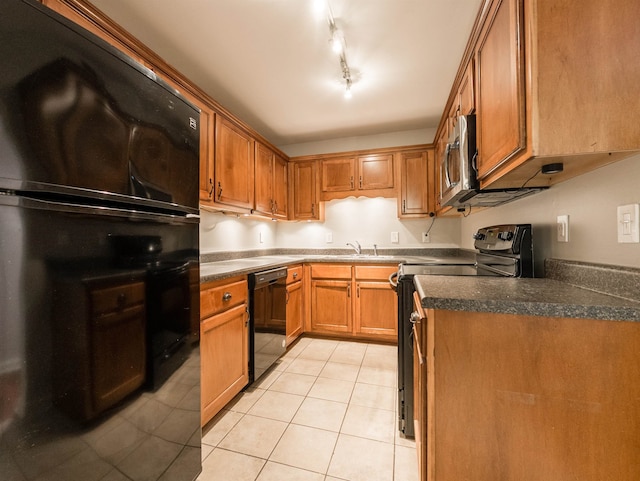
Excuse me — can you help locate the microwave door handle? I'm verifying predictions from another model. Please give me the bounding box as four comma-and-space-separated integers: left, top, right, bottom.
444, 141, 459, 188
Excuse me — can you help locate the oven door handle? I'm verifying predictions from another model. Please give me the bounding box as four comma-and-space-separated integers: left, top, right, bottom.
388, 271, 398, 290
412, 323, 425, 366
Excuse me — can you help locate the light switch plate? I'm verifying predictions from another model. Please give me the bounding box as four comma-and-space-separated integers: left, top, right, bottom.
391, 231, 399, 243
617, 204, 640, 243
325, 232, 333, 243
557, 215, 569, 242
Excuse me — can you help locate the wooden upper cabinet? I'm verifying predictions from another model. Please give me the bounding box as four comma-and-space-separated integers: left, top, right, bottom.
458, 60, 475, 115
254, 142, 288, 219
475, 0, 526, 181
358, 154, 395, 191
321, 157, 356, 192
289, 160, 322, 221
398, 149, 435, 218
198, 104, 216, 202
214, 115, 254, 210
321, 153, 395, 200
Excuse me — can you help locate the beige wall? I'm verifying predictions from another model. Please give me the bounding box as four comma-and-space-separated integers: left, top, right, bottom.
459, 153, 640, 270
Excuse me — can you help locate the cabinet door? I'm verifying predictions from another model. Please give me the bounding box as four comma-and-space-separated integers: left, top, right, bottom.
285, 280, 303, 346
201, 303, 248, 425
458, 60, 475, 115
254, 141, 274, 215
290, 160, 321, 220
214, 116, 254, 209
321, 157, 355, 192
475, 0, 526, 179
398, 150, 434, 218
358, 154, 394, 191
272, 154, 288, 219
199, 105, 216, 202
354, 280, 398, 340
310, 279, 352, 334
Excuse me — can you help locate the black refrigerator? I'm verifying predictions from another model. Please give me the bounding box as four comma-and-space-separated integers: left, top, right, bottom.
0, 1, 201, 480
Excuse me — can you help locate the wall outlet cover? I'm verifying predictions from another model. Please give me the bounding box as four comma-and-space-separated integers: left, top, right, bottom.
421, 232, 431, 243
391, 231, 399, 243
326, 232, 333, 243
557, 215, 569, 242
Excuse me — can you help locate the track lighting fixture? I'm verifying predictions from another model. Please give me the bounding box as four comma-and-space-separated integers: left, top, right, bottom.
326, 2, 354, 98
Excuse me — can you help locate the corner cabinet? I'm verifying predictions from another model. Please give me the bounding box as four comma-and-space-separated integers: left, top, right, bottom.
200, 276, 249, 426
307, 263, 397, 342
289, 160, 323, 221
397, 148, 436, 218
255, 142, 288, 219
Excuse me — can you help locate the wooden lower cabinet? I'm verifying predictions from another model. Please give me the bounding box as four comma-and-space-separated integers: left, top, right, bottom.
200, 276, 248, 426
285, 265, 304, 346
307, 263, 397, 342
52, 273, 147, 421
424, 308, 640, 481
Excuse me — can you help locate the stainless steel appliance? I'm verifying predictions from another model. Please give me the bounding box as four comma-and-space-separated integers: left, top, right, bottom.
392, 224, 534, 437
439, 115, 544, 209
0, 1, 201, 479
248, 267, 288, 383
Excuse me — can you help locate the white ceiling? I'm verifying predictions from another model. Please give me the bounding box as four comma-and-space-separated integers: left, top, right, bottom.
89, 0, 482, 147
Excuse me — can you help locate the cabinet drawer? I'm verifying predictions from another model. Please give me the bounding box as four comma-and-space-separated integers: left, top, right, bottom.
201, 279, 248, 319
90, 281, 145, 316
355, 265, 398, 281
286, 265, 303, 284
311, 264, 352, 279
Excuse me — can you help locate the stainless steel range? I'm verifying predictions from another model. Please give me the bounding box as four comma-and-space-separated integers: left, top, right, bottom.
392, 224, 534, 437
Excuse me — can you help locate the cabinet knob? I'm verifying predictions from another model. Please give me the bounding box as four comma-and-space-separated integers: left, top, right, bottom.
222, 292, 232, 301
293, 272, 298, 279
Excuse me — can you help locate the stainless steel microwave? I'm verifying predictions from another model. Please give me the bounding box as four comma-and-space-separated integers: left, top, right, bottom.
439, 114, 478, 208
439, 114, 545, 209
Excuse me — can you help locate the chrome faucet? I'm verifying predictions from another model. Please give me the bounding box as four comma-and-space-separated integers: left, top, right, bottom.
346, 241, 362, 255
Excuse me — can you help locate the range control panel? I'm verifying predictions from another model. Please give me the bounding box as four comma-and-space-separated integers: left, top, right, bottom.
473, 224, 531, 254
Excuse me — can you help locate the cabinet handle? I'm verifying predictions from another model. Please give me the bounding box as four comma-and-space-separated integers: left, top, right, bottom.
217, 182, 223, 200
311, 203, 315, 216
347, 284, 351, 297
350, 176, 354, 189
359, 176, 362, 189
273, 201, 278, 214
356, 284, 360, 298
222, 292, 232, 301
402, 200, 406, 214
208, 178, 215, 198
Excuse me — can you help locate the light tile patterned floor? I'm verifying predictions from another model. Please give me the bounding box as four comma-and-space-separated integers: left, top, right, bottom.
198, 337, 418, 481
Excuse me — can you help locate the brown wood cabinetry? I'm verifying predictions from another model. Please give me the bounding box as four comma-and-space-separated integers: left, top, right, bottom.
423, 308, 640, 481
397, 148, 436, 218
412, 292, 428, 481
255, 142, 288, 219
214, 116, 255, 210
309, 264, 353, 334
438, 0, 640, 193
285, 265, 304, 345
320, 154, 395, 200
475, 0, 526, 180
198, 105, 216, 202
307, 263, 397, 342
354, 265, 398, 339
52, 273, 146, 421
289, 160, 323, 221
200, 276, 249, 426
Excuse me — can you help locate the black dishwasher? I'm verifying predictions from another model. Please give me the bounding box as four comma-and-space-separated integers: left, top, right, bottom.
248, 267, 288, 383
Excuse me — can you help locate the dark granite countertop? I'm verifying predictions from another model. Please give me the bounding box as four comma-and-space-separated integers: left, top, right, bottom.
413, 276, 640, 322
199, 251, 471, 283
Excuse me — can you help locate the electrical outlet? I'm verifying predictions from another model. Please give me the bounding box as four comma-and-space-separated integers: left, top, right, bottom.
391, 231, 399, 243
421, 232, 431, 243
259, 231, 264, 244
557, 215, 569, 242
326, 232, 333, 243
